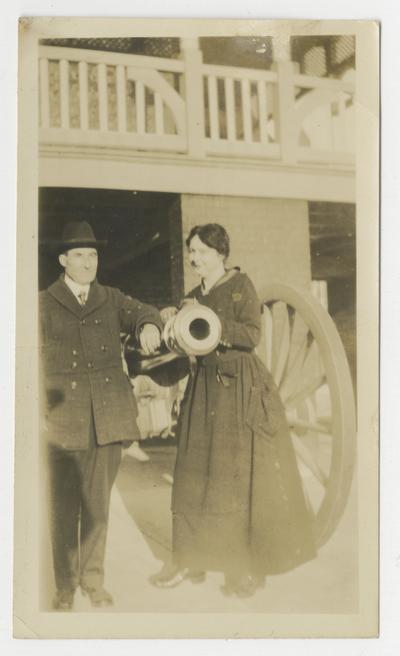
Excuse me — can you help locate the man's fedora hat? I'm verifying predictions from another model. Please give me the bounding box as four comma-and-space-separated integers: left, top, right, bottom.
42, 221, 107, 252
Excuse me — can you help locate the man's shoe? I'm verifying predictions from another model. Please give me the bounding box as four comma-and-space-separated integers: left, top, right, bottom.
52, 590, 74, 611
81, 586, 114, 608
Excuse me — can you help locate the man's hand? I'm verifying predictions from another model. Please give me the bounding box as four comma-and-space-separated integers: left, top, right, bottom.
139, 323, 162, 355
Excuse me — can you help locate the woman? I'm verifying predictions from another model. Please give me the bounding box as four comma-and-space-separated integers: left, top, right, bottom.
151, 223, 316, 597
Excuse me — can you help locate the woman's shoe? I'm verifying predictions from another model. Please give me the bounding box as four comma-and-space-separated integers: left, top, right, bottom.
220, 582, 235, 597
221, 574, 265, 598
149, 564, 206, 588
220, 573, 241, 597
235, 576, 263, 598
188, 571, 206, 584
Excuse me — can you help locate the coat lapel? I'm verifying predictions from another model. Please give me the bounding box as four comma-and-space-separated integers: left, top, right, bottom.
48, 275, 82, 316
81, 279, 107, 316
48, 275, 107, 317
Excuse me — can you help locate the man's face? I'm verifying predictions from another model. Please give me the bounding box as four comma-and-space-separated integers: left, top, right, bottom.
59, 248, 98, 285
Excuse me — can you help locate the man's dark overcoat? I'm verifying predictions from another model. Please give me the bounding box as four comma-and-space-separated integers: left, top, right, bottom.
40, 275, 162, 449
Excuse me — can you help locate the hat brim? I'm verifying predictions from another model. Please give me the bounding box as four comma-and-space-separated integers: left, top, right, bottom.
40, 239, 108, 253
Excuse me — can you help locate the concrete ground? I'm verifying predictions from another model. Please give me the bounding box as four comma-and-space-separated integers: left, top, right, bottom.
65, 442, 358, 615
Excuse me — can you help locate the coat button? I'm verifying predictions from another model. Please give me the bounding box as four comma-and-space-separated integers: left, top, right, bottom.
71, 381, 77, 390
101, 345, 107, 352
87, 362, 93, 369
80, 319, 86, 325
71, 361, 77, 369
105, 376, 111, 383
94, 318, 102, 325
72, 349, 78, 356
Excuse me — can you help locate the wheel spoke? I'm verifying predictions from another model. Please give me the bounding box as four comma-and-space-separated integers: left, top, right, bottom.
279, 334, 308, 402
287, 311, 310, 371
301, 338, 323, 379
262, 305, 273, 371
300, 483, 317, 519
285, 373, 326, 409
291, 433, 328, 488
288, 418, 331, 435
315, 415, 332, 429
271, 302, 291, 386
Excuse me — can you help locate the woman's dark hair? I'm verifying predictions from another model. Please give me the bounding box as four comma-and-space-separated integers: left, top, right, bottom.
186, 223, 230, 260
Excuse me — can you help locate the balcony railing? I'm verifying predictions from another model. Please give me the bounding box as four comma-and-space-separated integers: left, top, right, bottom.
39, 45, 355, 167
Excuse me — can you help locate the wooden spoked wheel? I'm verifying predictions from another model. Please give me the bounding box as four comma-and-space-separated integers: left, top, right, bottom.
258, 283, 356, 548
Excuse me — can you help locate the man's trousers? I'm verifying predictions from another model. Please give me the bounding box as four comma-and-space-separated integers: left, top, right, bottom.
46, 415, 122, 592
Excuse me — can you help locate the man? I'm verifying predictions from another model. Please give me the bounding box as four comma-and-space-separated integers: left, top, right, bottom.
40, 221, 162, 611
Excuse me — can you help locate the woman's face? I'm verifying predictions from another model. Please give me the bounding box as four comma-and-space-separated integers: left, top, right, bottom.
188, 234, 225, 279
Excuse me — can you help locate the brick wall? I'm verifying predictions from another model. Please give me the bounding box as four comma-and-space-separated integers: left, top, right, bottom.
181, 195, 311, 297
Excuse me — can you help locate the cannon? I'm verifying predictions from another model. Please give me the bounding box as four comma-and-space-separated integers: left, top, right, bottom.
124, 302, 222, 374
124, 284, 356, 549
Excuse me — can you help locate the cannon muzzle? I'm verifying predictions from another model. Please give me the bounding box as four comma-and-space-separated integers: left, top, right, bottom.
124, 303, 222, 375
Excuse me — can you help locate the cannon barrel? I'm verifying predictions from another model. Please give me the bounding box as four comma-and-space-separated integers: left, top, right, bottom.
124, 303, 222, 375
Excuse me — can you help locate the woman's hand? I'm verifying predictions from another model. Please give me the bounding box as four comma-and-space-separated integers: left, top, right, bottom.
160, 306, 179, 324
139, 324, 162, 355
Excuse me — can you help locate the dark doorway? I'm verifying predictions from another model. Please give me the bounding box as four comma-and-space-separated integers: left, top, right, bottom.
39, 188, 184, 308
309, 201, 356, 386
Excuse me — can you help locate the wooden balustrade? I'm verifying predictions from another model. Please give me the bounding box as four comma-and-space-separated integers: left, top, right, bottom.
38, 45, 355, 167
201, 63, 280, 159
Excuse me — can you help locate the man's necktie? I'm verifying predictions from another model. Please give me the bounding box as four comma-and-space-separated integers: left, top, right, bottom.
78, 291, 87, 306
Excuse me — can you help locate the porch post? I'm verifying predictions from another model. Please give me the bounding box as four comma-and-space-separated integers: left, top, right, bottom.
180, 38, 205, 158
272, 36, 298, 165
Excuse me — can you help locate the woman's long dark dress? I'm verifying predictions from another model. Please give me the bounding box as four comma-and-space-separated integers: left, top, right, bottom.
170, 270, 316, 578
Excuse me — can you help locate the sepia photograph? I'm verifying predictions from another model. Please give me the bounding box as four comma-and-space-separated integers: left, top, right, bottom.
14, 17, 379, 639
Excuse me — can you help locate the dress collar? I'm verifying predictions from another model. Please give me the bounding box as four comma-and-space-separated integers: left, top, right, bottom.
200, 267, 239, 295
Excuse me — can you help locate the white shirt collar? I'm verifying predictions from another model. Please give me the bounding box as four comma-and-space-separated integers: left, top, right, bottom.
64, 274, 90, 301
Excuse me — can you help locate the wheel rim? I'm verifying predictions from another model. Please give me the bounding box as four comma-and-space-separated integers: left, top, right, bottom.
258, 283, 356, 547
